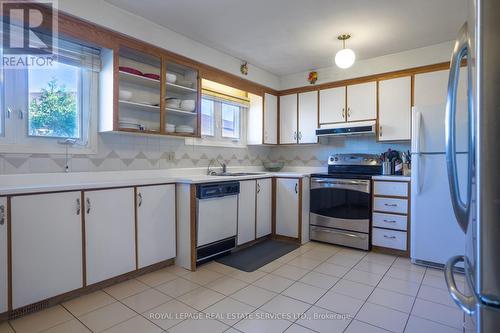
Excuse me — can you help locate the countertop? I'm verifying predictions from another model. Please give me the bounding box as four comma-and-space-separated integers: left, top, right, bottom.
372, 175, 411, 181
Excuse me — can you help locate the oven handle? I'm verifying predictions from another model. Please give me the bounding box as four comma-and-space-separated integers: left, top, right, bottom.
313, 227, 367, 240
311, 178, 370, 193
312, 178, 369, 186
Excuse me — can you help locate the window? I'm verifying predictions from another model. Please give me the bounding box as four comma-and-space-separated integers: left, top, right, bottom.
201, 98, 215, 137
221, 103, 240, 139
0, 35, 101, 154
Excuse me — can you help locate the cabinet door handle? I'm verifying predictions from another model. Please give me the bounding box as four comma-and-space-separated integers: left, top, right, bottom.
384, 203, 398, 207
76, 198, 81, 215
86, 197, 91, 214
379, 125, 383, 137
383, 235, 397, 239
294, 183, 298, 194
6, 107, 12, 119
383, 219, 396, 223
257, 183, 260, 193
0, 205, 4, 225
342, 108, 345, 119
347, 107, 351, 118
137, 192, 143, 207
293, 131, 297, 140
298, 131, 302, 141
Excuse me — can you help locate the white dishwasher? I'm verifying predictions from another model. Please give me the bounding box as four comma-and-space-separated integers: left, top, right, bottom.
196, 182, 239, 264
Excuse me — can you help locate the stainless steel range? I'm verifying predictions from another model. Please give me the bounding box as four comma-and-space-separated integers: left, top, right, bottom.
310, 154, 381, 250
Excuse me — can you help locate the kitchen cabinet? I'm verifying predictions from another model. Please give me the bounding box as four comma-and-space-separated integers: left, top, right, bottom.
346, 82, 377, 122
85, 188, 136, 285
247, 93, 264, 145
279, 94, 298, 144
256, 178, 272, 238
11, 192, 83, 309
264, 93, 278, 144
275, 178, 300, 238
0, 197, 7, 313
319, 86, 346, 124
238, 180, 257, 245
136, 184, 176, 268
378, 76, 411, 141
298, 91, 318, 143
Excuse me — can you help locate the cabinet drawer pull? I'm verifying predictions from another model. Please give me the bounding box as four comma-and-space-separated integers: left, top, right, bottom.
137, 193, 143, 207
379, 125, 383, 137
294, 183, 298, 194
76, 198, 81, 215
383, 219, 396, 223
342, 108, 345, 119
0, 205, 4, 225
383, 235, 397, 239
86, 197, 91, 214
347, 107, 351, 118
384, 203, 398, 207
257, 183, 261, 193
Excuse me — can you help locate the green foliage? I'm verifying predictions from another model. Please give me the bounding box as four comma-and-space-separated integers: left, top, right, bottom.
29, 78, 77, 137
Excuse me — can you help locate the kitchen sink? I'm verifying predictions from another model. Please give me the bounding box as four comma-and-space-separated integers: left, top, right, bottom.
210, 172, 265, 176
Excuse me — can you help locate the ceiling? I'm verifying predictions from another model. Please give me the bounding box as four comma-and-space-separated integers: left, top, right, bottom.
105, 0, 467, 76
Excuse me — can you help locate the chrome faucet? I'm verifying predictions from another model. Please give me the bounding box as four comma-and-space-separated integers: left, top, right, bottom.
207, 159, 227, 175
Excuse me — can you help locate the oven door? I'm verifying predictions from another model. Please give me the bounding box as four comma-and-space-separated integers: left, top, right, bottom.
310, 178, 371, 233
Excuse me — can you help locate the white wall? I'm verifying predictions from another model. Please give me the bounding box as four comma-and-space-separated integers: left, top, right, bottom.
57, 0, 281, 90
280, 41, 454, 90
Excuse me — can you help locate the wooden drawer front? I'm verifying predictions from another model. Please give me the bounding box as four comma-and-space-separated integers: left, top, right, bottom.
372, 228, 407, 250
373, 181, 408, 197
373, 212, 407, 231
373, 197, 408, 214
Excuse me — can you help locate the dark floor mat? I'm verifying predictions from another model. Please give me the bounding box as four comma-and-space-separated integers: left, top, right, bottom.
215, 239, 299, 272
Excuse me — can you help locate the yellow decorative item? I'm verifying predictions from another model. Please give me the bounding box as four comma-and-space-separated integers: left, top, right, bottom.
308, 71, 318, 84
240, 61, 249, 75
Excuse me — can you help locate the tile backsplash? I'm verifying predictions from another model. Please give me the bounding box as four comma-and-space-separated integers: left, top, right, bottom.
0, 134, 410, 174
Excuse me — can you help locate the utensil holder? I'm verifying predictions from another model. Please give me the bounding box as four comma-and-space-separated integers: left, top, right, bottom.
382, 161, 392, 175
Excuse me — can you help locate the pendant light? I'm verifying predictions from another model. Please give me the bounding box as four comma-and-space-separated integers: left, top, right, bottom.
335, 34, 356, 69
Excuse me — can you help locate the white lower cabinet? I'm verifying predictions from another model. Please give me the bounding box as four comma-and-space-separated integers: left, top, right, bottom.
256, 179, 272, 238
276, 178, 299, 238
85, 188, 136, 285
238, 180, 256, 245
136, 184, 176, 269
0, 197, 8, 313
11, 192, 83, 309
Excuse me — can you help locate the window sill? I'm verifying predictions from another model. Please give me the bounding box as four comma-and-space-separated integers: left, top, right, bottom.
185, 138, 247, 149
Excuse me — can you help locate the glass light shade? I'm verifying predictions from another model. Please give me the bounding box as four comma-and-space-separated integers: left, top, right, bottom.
335, 48, 356, 69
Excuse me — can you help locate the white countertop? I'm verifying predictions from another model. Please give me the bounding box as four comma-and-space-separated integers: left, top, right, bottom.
0, 167, 322, 195
372, 175, 411, 181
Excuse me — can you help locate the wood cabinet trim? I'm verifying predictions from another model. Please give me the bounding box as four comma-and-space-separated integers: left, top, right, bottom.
189, 185, 196, 271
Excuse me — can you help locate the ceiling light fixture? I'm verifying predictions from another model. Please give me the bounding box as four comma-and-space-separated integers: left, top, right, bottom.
335, 34, 356, 69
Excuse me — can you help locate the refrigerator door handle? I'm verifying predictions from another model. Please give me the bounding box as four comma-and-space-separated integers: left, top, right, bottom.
445, 255, 476, 315
445, 22, 473, 233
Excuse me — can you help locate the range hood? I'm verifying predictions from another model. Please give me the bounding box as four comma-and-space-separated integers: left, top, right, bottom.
315, 120, 376, 137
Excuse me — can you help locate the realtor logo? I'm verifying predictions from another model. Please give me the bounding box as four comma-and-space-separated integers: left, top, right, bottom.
1, 0, 58, 68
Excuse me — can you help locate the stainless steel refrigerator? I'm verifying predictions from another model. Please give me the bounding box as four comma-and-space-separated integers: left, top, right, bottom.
444, 0, 500, 332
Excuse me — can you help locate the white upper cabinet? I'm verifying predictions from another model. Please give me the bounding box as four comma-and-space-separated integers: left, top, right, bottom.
238, 180, 256, 245
256, 178, 272, 238
264, 93, 278, 144
298, 91, 318, 144
11, 192, 83, 309
279, 94, 298, 144
247, 93, 264, 145
85, 188, 136, 285
378, 76, 412, 141
136, 184, 176, 269
346, 82, 377, 122
319, 86, 346, 124
0, 197, 8, 313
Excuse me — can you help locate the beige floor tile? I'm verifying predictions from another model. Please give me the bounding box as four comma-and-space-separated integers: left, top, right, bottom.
225, 329, 244, 333
177, 287, 225, 311
331, 279, 374, 301
252, 274, 295, 293
392, 258, 426, 273
411, 299, 463, 329
417, 284, 457, 308
260, 295, 311, 319
234, 310, 292, 333
296, 306, 351, 333
316, 292, 364, 317
287, 256, 323, 270
326, 254, 361, 268
200, 261, 237, 275
155, 277, 200, 298
168, 317, 229, 333
343, 269, 383, 287
363, 253, 397, 266
282, 282, 326, 304
205, 276, 248, 296
284, 324, 316, 333
183, 269, 223, 285
142, 299, 197, 330
230, 285, 277, 308
299, 271, 338, 289
386, 267, 425, 283
337, 249, 367, 260
355, 302, 408, 333
368, 288, 415, 313
313, 262, 350, 278
344, 320, 390, 333
79, 302, 136, 332
378, 276, 420, 297
204, 297, 255, 326
136, 268, 178, 287
272, 264, 309, 281
0, 323, 14, 333
39, 319, 90, 333
229, 269, 268, 283
299, 250, 332, 261
104, 279, 149, 300
63, 291, 116, 317
258, 260, 284, 273
121, 288, 172, 313
421, 273, 452, 290
101, 315, 162, 333
10, 305, 73, 333
163, 265, 191, 277
405, 315, 462, 333
353, 260, 391, 275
